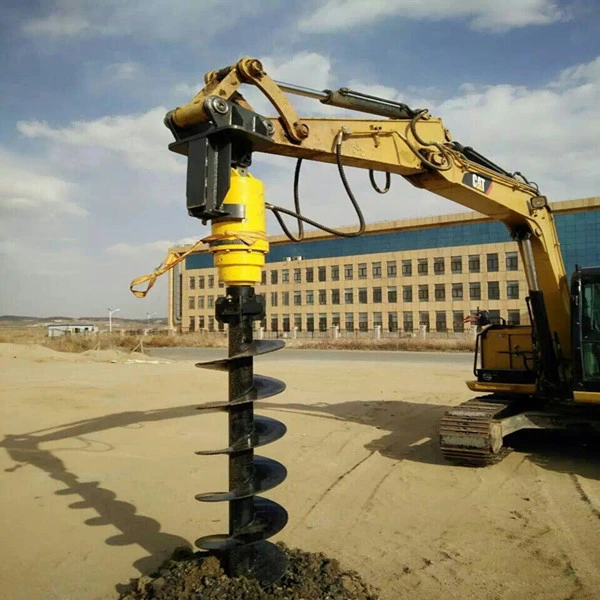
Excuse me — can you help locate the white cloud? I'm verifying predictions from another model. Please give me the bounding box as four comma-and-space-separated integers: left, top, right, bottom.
23, 0, 264, 41
298, 0, 565, 33
106, 240, 177, 258
0, 150, 86, 221
103, 61, 142, 82
17, 107, 183, 174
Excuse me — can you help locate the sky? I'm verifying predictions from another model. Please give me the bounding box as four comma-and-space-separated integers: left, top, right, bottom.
0, 0, 598, 319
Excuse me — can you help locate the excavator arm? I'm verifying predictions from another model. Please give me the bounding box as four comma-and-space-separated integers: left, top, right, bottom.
164, 57, 572, 389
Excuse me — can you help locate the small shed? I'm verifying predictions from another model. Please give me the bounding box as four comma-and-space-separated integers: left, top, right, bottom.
47, 324, 98, 337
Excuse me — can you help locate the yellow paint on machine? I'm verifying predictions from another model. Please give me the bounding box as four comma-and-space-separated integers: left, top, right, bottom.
573, 391, 600, 404
208, 169, 269, 286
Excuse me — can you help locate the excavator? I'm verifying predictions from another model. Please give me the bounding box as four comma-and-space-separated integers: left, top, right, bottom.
163, 57, 600, 469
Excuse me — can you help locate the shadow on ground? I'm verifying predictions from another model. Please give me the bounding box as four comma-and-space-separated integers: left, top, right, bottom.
260, 399, 600, 480
0, 405, 206, 587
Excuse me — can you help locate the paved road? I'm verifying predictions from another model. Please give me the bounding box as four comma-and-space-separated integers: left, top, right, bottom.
148, 346, 473, 366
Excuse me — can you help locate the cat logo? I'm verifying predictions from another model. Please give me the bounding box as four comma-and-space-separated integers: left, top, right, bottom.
462, 172, 492, 194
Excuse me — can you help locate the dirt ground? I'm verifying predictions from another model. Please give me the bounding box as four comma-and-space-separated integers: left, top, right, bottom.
1, 342, 599, 600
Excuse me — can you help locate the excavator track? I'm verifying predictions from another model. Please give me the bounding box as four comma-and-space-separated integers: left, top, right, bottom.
439, 398, 515, 467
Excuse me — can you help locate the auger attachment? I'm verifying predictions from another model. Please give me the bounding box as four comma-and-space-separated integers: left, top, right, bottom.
189, 169, 288, 585
195, 286, 288, 584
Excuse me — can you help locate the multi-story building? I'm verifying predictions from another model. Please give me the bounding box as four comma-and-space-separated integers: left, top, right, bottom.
168, 197, 599, 336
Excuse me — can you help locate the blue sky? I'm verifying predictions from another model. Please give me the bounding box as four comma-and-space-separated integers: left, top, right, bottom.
0, 0, 598, 318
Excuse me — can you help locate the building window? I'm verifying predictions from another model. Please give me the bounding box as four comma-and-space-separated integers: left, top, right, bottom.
417, 258, 428, 276
418, 284, 429, 301
434, 284, 446, 301
293, 268, 301, 283
358, 263, 367, 279
489, 310, 502, 325
219, 281, 225, 289
306, 267, 314, 283
189, 296, 195, 310
198, 296, 205, 309
469, 282, 481, 300
344, 264, 353, 280
358, 288, 368, 304
318, 289, 327, 305
451, 283, 463, 299
402, 260, 412, 276
319, 313, 327, 332
261, 271, 267, 285
208, 275, 214, 288
306, 314, 315, 332
271, 292, 278, 307
506, 252, 519, 271
345, 312, 354, 331
282, 291, 290, 306
435, 311, 447, 332
372, 262, 382, 278
294, 314, 302, 332
433, 257, 445, 275
488, 281, 500, 300
199, 316, 205, 329
271, 270, 278, 284
189, 276, 196, 290
487, 253, 499, 272
318, 266, 327, 282
403, 285, 413, 302
358, 312, 368, 331
373, 287, 382, 303
294, 291, 302, 306
331, 265, 340, 281
345, 288, 354, 304
332, 312, 340, 328
271, 315, 278, 332
387, 261, 397, 277
403, 311, 414, 332
208, 316, 215, 331
419, 311, 430, 331
189, 316, 195, 331
282, 314, 290, 332
453, 311, 464, 332
388, 311, 398, 332
207, 295, 214, 308
306, 290, 314, 305
373, 312, 383, 328
282, 269, 289, 283
468, 255, 480, 273
507, 310, 521, 326
451, 256, 462, 273
388, 286, 397, 303
199, 276, 205, 289
332, 289, 340, 304
506, 280, 519, 299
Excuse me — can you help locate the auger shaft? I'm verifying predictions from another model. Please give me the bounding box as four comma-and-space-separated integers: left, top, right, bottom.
225, 285, 260, 577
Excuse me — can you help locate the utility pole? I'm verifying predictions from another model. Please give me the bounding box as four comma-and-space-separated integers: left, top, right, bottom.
108, 308, 120, 333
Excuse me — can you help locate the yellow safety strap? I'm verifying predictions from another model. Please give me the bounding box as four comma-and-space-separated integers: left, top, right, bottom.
129, 231, 267, 298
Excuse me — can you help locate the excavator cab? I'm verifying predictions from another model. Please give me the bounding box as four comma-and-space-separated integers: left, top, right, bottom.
572, 267, 600, 394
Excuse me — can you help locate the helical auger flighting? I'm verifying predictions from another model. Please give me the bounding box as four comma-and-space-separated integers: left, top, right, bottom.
194, 285, 289, 585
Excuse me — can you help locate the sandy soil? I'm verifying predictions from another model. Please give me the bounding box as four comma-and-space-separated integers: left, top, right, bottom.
1, 342, 599, 600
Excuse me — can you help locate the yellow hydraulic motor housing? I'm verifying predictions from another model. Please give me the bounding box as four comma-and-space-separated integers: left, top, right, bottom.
207, 168, 269, 286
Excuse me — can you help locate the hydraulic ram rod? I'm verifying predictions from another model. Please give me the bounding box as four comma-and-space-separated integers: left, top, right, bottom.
275, 80, 418, 119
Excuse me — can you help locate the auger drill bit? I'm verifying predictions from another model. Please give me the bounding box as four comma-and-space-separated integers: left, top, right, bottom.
194, 286, 288, 584
164, 99, 290, 584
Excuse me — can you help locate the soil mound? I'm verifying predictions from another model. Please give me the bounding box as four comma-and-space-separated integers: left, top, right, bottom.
119, 544, 379, 600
